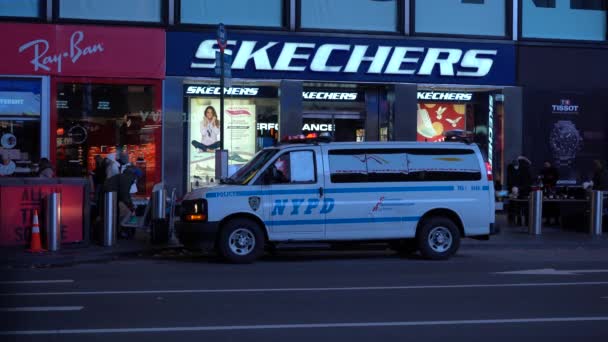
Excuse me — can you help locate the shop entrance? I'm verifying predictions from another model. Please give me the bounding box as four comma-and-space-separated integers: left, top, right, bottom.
303, 112, 365, 142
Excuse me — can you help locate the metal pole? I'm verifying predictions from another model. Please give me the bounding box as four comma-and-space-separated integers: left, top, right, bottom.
220, 46, 225, 151
45, 192, 61, 251
103, 191, 117, 247
152, 188, 166, 220
528, 190, 543, 235
590, 190, 604, 236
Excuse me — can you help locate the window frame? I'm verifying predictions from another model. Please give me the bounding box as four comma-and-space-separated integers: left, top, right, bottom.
260, 148, 318, 185
296, 0, 405, 35
0, 0, 46, 22
410, 0, 513, 40
174, 0, 290, 31
517, 0, 608, 44
327, 148, 482, 184
53, 0, 168, 27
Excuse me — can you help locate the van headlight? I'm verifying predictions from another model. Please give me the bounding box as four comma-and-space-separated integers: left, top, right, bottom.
181, 199, 208, 222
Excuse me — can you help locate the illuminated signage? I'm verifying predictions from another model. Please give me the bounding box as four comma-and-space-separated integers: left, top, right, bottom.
488, 94, 494, 167
257, 122, 335, 132
168, 32, 516, 85
417, 91, 473, 102
185, 85, 260, 96
552, 99, 579, 114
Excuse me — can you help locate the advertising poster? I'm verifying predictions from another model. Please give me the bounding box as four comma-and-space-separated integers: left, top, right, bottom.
189, 98, 256, 189
417, 103, 466, 142
0, 185, 84, 246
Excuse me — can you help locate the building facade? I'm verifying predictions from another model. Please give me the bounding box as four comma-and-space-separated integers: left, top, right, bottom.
1, 0, 606, 198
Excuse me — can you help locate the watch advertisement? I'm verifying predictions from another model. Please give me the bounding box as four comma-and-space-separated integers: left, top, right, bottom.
189, 98, 256, 189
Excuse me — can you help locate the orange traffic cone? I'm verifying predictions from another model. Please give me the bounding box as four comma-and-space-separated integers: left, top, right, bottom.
27, 210, 45, 253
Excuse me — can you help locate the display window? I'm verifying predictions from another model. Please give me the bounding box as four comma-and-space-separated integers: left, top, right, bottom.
185, 84, 279, 190
0, 78, 41, 177
54, 78, 162, 196
302, 86, 366, 142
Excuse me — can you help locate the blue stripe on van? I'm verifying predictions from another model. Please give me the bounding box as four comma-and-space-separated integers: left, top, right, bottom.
206, 185, 455, 198
267, 216, 421, 226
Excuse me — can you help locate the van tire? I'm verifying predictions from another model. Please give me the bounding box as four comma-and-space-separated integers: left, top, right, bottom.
389, 239, 418, 255
416, 217, 460, 260
218, 218, 264, 264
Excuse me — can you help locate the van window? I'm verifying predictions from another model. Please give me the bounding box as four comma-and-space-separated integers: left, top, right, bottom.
328, 148, 481, 183
271, 150, 316, 184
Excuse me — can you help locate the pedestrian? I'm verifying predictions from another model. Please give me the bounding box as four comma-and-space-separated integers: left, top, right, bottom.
592, 159, 608, 191
103, 165, 139, 239
540, 160, 559, 192
118, 151, 132, 174
105, 153, 120, 179
38, 157, 54, 178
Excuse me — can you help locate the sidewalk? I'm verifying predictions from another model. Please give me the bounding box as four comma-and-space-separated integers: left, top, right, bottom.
1, 214, 606, 268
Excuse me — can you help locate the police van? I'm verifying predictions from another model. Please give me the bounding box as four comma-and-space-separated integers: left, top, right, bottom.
177, 137, 496, 263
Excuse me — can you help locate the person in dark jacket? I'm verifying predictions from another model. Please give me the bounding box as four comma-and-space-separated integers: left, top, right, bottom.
38, 158, 54, 178
540, 161, 559, 191
104, 166, 139, 238
592, 159, 608, 191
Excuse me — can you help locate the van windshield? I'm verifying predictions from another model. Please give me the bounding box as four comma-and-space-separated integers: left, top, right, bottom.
226, 149, 279, 185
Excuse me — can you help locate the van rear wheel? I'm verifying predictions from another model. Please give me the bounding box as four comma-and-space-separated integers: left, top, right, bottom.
417, 217, 460, 260
218, 218, 264, 264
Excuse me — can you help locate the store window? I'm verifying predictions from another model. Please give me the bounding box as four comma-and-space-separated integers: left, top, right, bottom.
303, 86, 366, 142
300, 0, 398, 32
0, 78, 41, 177
59, 0, 162, 23
186, 84, 279, 190
180, 0, 283, 27
522, 0, 607, 41
0, 0, 40, 18
55, 82, 162, 195
416, 91, 473, 142
414, 0, 506, 37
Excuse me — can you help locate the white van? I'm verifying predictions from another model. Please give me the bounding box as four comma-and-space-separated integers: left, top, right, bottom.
177, 140, 497, 263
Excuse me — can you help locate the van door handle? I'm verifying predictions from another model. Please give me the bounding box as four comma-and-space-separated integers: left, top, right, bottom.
318, 187, 324, 197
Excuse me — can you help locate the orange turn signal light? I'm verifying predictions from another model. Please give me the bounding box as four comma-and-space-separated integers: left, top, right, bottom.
185, 214, 206, 222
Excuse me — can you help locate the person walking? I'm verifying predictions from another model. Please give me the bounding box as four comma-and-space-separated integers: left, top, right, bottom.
592, 159, 608, 191
38, 158, 54, 178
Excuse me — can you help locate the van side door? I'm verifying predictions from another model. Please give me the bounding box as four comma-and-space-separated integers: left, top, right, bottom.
261, 147, 325, 241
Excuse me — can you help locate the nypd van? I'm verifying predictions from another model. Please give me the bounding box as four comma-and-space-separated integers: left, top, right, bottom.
177, 139, 496, 263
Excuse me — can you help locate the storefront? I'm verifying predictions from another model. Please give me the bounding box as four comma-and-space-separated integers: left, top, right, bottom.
518, 45, 608, 186
0, 23, 165, 195
0, 23, 164, 246
165, 31, 518, 194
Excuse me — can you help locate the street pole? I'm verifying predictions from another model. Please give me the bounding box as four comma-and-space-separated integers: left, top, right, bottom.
219, 46, 225, 151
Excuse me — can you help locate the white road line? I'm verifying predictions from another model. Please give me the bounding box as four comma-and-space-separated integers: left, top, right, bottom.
0, 306, 83, 312
0, 280, 74, 285
2, 316, 608, 335
1, 281, 608, 297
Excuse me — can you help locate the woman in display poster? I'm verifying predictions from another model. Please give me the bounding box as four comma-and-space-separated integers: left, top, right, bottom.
191, 106, 221, 152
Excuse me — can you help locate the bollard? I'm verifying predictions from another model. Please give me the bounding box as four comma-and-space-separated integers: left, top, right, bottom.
152, 188, 166, 220
528, 190, 543, 235
215, 149, 229, 181
103, 191, 117, 247
590, 190, 604, 236
45, 193, 61, 251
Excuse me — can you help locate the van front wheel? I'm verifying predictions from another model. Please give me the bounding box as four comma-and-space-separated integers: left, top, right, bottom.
417, 217, 460, 260
218, 218, 264, 264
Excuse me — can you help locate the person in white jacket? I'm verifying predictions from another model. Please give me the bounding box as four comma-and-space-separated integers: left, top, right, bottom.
191, 105, 221, 152
105, 153, 120, 179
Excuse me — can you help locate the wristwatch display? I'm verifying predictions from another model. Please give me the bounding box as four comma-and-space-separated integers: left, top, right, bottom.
549, 120, 583, 167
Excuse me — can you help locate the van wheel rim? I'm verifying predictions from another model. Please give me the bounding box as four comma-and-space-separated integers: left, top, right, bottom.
228, 228, 256, 256
428, 226, 452, 253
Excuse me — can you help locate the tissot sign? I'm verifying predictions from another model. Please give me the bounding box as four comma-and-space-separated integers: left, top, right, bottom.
168, 32, 515, 85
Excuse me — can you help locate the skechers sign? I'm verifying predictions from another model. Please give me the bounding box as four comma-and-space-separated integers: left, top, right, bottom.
167, 32, 515, 85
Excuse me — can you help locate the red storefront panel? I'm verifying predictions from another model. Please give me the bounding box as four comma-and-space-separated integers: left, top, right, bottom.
0, 23, 165, 78
0, 185, 84, 246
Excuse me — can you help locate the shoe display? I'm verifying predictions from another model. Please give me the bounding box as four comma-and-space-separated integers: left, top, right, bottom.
229, 153, 248, 163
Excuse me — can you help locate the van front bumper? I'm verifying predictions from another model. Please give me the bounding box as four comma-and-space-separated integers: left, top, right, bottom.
175, 221, 220, 249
